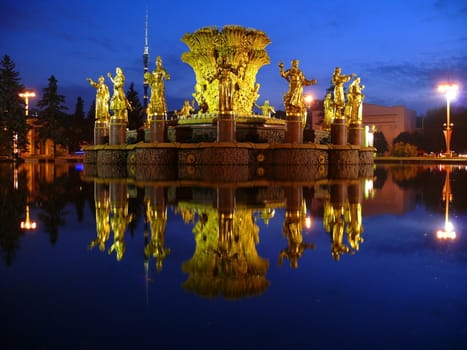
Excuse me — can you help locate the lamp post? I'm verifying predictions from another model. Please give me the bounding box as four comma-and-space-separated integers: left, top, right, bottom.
437, 84, 458, 157
19, 91, 36, 117
19, 90, 36, 157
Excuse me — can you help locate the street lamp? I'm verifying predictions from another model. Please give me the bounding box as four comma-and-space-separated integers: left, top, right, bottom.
19, 90, 36, 158
19, 91, 36, 117
437, 84, 459, 157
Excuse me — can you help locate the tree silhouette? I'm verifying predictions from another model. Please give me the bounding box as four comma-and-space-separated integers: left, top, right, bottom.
0, 55, 27, 157
36, 75, 68, 156
373, 131, 388, 155
126, 82, 144, 133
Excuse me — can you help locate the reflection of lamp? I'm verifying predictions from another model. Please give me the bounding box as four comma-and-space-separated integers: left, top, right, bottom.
20, 205, 37, 230
436, 167, 456, 240
437, 84, 458, 157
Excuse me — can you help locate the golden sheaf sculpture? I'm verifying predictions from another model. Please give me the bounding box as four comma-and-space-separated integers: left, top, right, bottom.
181, 25, 271, 117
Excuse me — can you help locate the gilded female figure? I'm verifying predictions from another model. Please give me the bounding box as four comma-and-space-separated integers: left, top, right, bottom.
144, 56, 170, 116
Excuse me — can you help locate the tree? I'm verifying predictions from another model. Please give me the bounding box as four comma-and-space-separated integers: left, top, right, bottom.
393, 131, 424, 152
391, 141, 418, 157
36, 75, 68, 156
126, 83, 144, 131
373, 131, 389, 155
0, 55, 26, 157
67, 97, 88, 152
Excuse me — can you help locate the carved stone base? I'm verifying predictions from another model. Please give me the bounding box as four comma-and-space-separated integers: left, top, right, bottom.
109, 118, 127, 145
285, 114, 302, 143
217, 113, 236, 142
94, 120, 108, 145
348, 124, 363, 146
331, 118, 347, 145
148, 114, 167, 142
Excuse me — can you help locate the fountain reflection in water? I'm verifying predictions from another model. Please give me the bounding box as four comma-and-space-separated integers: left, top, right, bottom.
83, 162, 372, 299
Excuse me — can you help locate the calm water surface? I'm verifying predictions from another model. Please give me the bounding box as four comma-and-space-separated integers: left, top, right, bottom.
1, 162, 466, 349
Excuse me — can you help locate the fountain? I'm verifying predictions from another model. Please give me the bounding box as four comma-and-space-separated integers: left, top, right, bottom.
83, 25, 374, 182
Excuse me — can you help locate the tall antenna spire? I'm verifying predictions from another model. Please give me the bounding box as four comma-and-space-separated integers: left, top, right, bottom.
143, 7, 149, 110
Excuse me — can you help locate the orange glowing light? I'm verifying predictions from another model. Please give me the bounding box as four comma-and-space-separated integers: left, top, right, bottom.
20, 205, 37, 230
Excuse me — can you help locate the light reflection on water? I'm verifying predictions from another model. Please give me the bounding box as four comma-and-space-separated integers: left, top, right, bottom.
0, 162, 466, 349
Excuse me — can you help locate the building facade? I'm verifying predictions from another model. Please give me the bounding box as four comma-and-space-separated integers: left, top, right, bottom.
362, 103, 418, 145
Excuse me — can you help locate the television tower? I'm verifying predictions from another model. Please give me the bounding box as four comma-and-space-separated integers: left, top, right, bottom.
143, 8, 149, 110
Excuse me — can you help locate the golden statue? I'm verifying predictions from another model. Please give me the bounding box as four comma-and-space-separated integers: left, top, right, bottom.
86, 75, 110, 121
323, 92, 334, 131
347, 77, 365, 124
331, 67, 355, 119
278, 59, 317, 117
145, 56, 170, 116
177, 99, 195, 119
208, 54, 238, 113
107, 67, 131, 120
255, 100, 276, 117
181, 25, 271, 116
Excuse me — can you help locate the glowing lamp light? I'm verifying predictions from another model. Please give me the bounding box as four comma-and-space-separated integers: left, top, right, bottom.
437, 83, 459, 157
364, 179, 374, 199
20, 205, 37, 230
436, 221, 456, 240
304, 216, 312, 230
18, 91, 36, 117
437, 84, 459, 101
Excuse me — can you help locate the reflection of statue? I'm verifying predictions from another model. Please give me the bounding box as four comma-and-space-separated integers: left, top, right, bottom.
323, 200, 350, 261
345, 203, 364, 251
347, 77, 365, 124
331, 67, 355, 118
86, 76, 110, 121
209, 55, 238, 113
182, 208, 269, 299
145, 202, 170, 272
279, 210, 315, 268
107, 67, 131, 119
145, 56, 170, 116
89, 186, 110, 252
177, 99, 195, 119
108, 206, 133, 261
279, 59, 317, 116
255, 100, 276, 117
323, 92, 334, 131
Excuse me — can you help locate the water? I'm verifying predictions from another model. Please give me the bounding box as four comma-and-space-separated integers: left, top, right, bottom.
1, 162, 466, 349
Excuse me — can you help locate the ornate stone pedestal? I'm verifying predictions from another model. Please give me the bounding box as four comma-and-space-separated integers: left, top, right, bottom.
109, 117, 127, 145
331, 118, 347, 145
148, 113, 167, 143
285, 114, 303, 143
348, 123, 363, 146
94, 120, 108, 145
217, 112, 236, 142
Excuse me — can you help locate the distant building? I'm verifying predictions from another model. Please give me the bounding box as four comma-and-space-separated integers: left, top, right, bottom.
22, 116, 68, 158
362, 103, 418, 144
